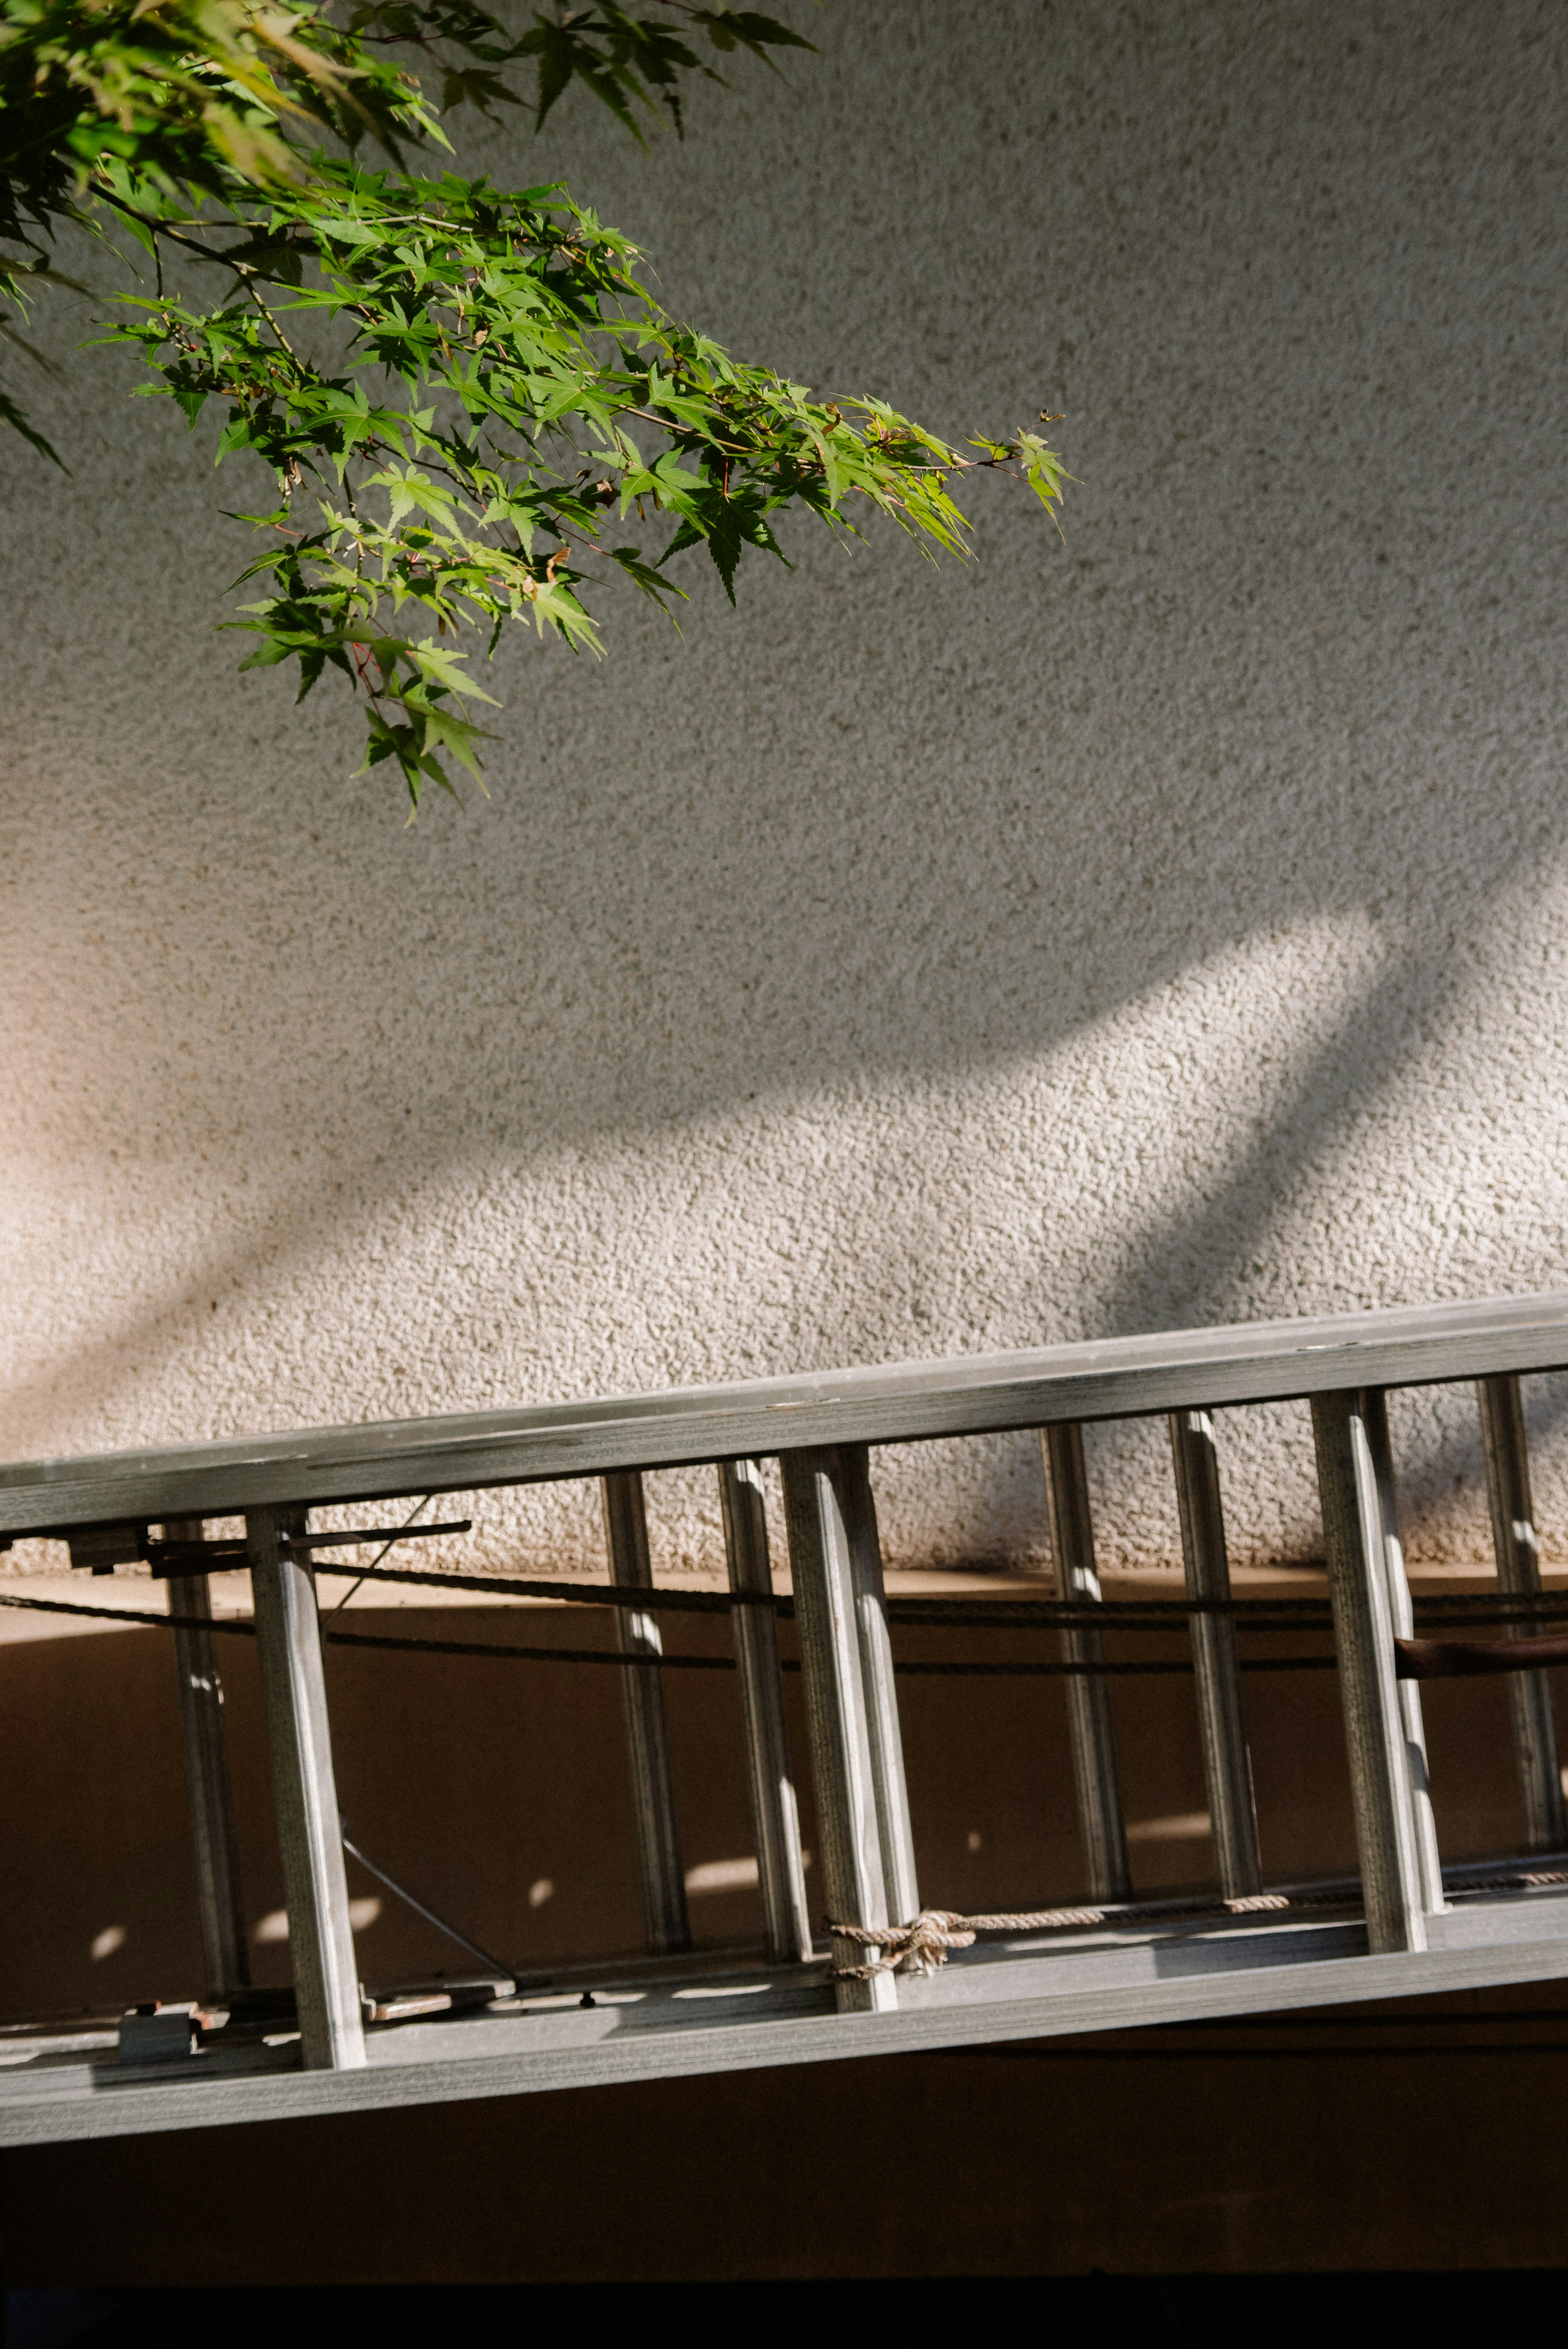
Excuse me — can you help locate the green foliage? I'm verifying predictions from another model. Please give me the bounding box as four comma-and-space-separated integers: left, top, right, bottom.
2, 3, 1067, 808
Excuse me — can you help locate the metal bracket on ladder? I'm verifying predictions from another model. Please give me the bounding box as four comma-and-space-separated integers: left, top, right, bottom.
1170, 1409, 1261, 1901
782, 1447, 915, 2014
248, 1505, 366, 2070
602, 1470, 691, 1955
1040, 1422, 1131, 1904
165, 1516, 250, 2006
1311, 1392, 1432, 1955
838, 1445, 919, 1928
1361, 1390, 1445, 1917
1479, 1372, 1567, 1852
718, 1460, 813, 1965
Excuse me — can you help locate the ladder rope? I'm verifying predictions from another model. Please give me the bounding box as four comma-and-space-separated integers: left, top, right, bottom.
827, 1859, 1568, 1977
0, 1590, 1336, 1671
160, 1552, 1568, 1630
828, 1892, 1302, 1976
8, 1589, 1568, 1680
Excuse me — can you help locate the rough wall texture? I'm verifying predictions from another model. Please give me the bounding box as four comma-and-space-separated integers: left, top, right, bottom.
3, 0, 1566, 1573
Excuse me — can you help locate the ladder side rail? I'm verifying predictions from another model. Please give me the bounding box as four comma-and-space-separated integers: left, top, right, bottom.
166, 1515, 250, 2003
839, 1445, 920, 1925
1478, 1373, 1567, 1852
247, 1505, 366, 2069
781, 1448, 896, 2015
16, 1294, 1568, 1542
1310, 1392, 1427, 1955
1169, 1409, 1261, 1900
1360, 1390, 1445, 1913
1040, 1423, 1131, 1904
601, 1470, 691, 1955
717, 1460, 813, 1965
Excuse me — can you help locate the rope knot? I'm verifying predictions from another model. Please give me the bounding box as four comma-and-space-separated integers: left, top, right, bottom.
824, 1889, 1304, 1981
826, 1910, 977, 1979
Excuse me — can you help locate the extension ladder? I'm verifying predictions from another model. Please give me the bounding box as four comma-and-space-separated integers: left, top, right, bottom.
2, 1290, 1568, 2144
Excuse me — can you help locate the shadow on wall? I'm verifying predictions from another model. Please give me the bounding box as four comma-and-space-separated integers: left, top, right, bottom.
1, 2, 1565, 1562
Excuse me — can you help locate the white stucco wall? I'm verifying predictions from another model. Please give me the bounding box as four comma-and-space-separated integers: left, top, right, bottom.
3, 0, 1566, 1575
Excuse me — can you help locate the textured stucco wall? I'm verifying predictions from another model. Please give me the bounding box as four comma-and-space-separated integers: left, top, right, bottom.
3, 0, 1567, 1574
